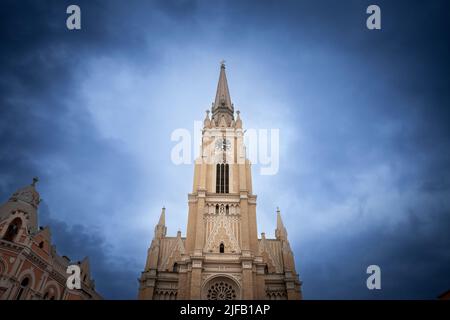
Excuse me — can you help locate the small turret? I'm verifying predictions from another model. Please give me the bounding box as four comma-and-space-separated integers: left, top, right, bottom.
154, 206, 167, 239
275, 207, 288, 241
203, 110, 211, 129
235, 110, 242, 129
0, 177, 41, 234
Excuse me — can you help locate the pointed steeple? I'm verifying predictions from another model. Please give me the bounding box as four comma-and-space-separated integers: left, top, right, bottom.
212, 61, 234, 127
154, 207, 167, 238
235, 110, 242, 129
275, 207, 288, 241
158, 207, 165, 225
214, 61, 232, 110
276, 207, 283, 229
203, 110, 211, 128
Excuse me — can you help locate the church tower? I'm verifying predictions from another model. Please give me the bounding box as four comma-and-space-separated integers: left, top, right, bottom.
138, 63, 302, 300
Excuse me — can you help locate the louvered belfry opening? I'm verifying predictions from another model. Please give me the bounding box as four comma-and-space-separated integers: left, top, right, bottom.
216, 163, 229, 193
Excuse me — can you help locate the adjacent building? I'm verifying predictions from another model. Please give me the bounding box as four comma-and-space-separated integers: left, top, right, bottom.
0, 178, 102, 300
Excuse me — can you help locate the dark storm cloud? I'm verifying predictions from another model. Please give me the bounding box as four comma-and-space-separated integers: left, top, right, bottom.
289, 19, 450, 301
247, 0, 450, 299
296, 206, 450, 299
1, 0, 449, 299
0, 0, 156, 298
38, 202, 139, 299
0, 0, 210, 299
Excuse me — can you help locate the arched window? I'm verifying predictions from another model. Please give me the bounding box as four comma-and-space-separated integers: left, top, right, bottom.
219, 243, 225, 253
216, 164, 220, 193
38, 241, 44, 249
216, 164, 229, 194
226, 205, 229, 214
43, 286, 58, 300
173, 263, 179, 272
224, 164, 229, 193
16, 277, 30, 300
264, 265, 269, 274
3, 218, 22, 242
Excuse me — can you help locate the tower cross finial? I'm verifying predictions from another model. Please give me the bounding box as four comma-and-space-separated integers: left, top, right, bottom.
220, 60, 226, 68
32, 177, 39, 186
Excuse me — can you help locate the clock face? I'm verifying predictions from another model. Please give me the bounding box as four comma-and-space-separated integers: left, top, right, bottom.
215, 138, 231, 151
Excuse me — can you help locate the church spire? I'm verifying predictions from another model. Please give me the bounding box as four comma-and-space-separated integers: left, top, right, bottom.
275, 207, 288, 241
214, 61, 232, 110
203, 110, 211, 128
154, 207, 166, 239
212, 61, 234, 126
158, 206, 166, 225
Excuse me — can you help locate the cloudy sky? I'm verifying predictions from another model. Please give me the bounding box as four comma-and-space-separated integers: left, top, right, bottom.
1, 0, 449, 299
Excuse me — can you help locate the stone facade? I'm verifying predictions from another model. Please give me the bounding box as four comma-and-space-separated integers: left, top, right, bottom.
138, 63, 302, 300
0, 178, 102, 300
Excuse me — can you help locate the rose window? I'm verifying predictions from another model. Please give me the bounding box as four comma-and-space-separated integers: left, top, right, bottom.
206, 281, 237, 300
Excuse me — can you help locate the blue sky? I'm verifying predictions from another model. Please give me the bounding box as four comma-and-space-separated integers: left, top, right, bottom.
0, 0, 449, 299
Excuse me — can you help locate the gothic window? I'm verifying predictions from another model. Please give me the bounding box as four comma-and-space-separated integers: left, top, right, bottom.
16, 277, 30, 300
173, 263, 179, 272
216, 164, 229, 194
38, 241, 44, 249
216, 164, 220, 193
225, 164, 229, 193
3, 218, 22, 242
264, 265, 269, 274
226, 205, 229, 214
219, 243, 225, 253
